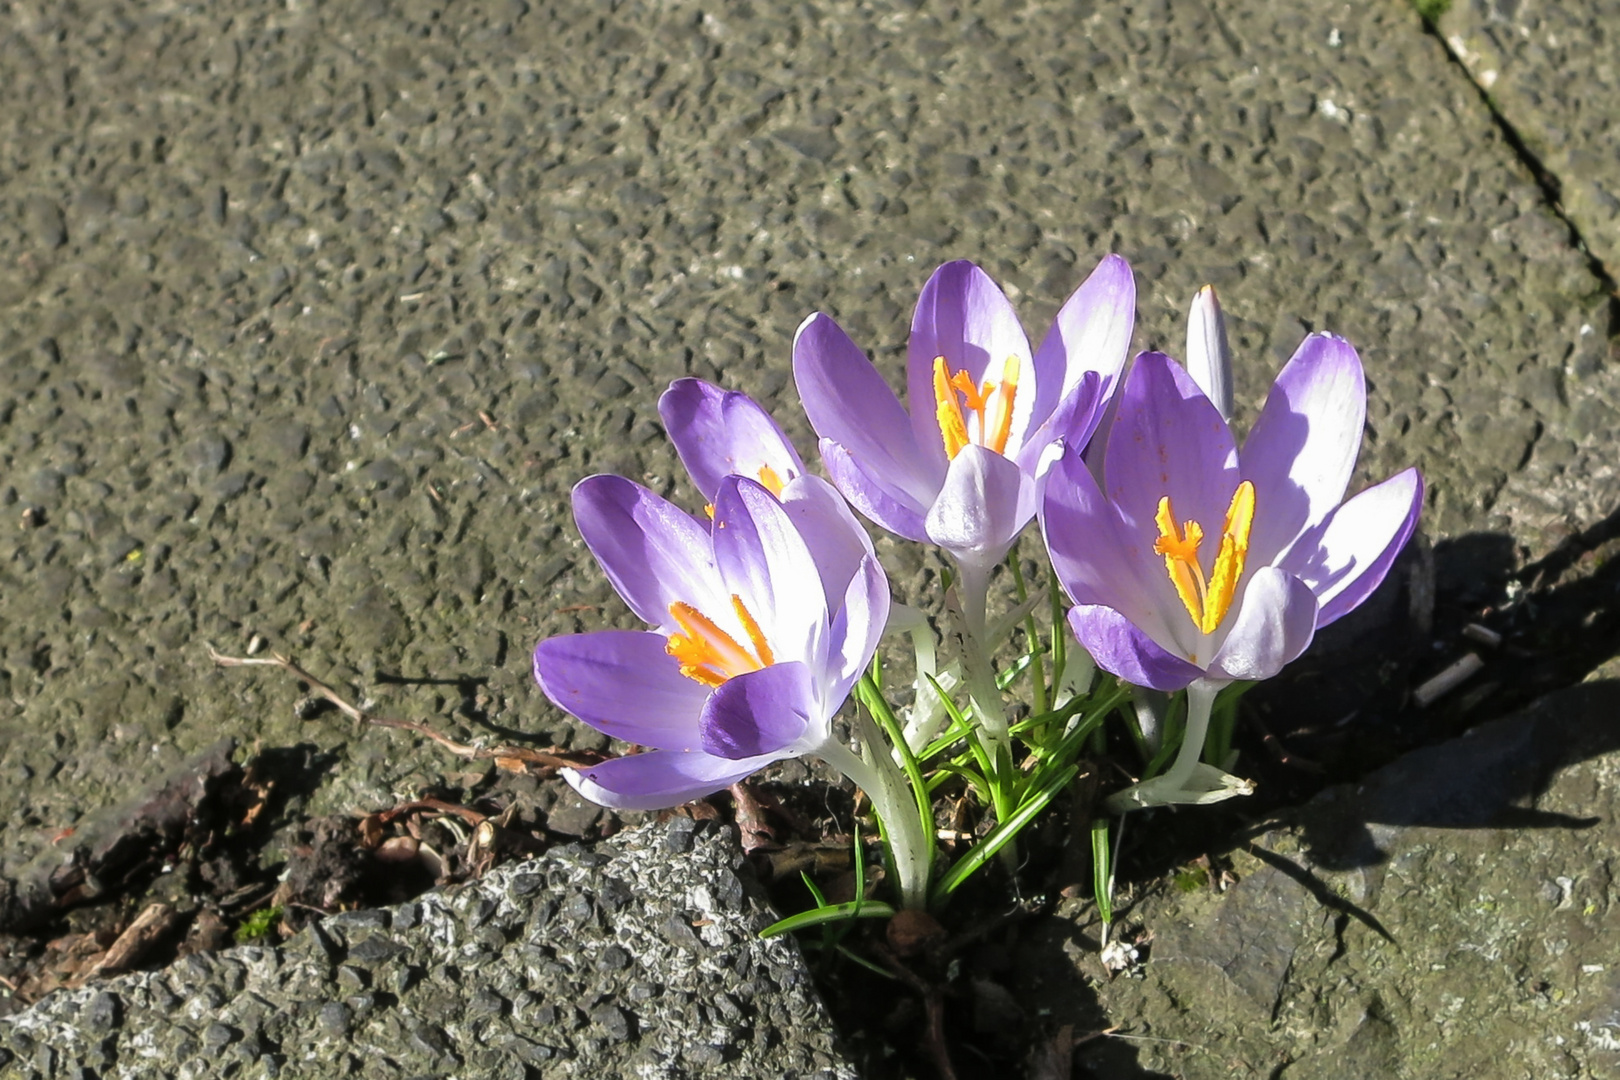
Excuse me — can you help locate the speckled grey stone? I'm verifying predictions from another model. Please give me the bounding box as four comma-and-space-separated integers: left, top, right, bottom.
0, 820, 856, 1079
1435, 0, 1620, 276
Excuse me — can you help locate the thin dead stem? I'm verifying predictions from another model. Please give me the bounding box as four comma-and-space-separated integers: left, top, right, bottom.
207, 646, 604, 774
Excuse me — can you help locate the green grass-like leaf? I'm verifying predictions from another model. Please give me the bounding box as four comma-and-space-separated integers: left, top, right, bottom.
760, 900, 898, 938
929, 763, 1078, 905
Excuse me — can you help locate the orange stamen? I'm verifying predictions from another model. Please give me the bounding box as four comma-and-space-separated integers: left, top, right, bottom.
731, 595, 775, 667
983, 355, 1020, 455
949, 369, 991, 415
1205, 482, 1254, 633
933, 356, 970, 459
1152, 482, 1255, 635
933, 355, 1020, 458
665, 597, 774, 687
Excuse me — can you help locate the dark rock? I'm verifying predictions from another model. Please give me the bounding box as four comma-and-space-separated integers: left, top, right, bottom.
0, 824, 854, 1077
83, 993, 119, 1033
318, 1001, 352, 1035
663, 816, 699, 854
589, 1004, 630, 1042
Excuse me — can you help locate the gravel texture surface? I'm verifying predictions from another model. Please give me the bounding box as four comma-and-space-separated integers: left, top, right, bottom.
1030, 674, 1620, 1079
1, 0, 1612, 899
0, 818, 856, 1079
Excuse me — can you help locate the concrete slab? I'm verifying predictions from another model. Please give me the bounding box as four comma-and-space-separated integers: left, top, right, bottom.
1435, 0, 1620, 278
0, 0, 1609, 874
0, 4, 1614, 1070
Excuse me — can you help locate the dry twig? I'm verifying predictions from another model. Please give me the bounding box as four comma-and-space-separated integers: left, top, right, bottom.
82, 903, 183, 982
208, 647, 604, 775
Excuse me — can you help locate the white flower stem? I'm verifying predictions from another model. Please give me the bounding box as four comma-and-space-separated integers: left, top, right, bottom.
1103, 677, 1252, 813
954, 558, 1011, 750
889, 601, 950, 753
818, 717, 931, 911
951, 556, 1020, 871
1163, 678, 1219, 790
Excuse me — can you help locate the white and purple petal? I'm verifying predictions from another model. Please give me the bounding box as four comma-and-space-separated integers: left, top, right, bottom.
1240, 334, 1366, 568
533, 631, 707, 752
819, 439, 932, 543
1067, 604, 1204, 692
923, 445, 1035, 571
1104, 352, 1240, 541
1041, 442, 1193, 658
826, 553, 890, 707
564, 748, 781, 812
794, 312, 942, 507
659, 378, 805, 502
711, 477, 828, 668
1185, 286, 1233, 422
1286, 467, 1424, 627
698, 662, 815, 760
1208, 568, 1320, 682
571, 475, 724, 632
777, 473, 875, 609
531, 634, 709, 751
1029, 253, 1136, 433
1014, 369, 1106, 477
906, 261, 1037, 459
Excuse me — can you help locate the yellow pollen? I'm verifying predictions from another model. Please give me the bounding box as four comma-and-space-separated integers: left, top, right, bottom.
1151, 481, 1256, 635
756, 463, 785, 496
665, 596, 773, 687
931, 355, 1021, 459
933, 357, 970, 459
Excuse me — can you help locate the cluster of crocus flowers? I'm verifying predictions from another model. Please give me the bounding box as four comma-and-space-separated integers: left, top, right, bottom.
533, 253, 1423, 913
793, 257, 1137, 758
534, 472, 887, 806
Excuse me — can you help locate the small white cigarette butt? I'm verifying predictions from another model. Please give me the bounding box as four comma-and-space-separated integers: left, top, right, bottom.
1413, 653, 1485, 707
1461, 623, 1502, 648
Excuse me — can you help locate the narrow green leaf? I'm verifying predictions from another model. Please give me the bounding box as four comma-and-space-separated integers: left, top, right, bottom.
856, 675, 938, 893
800, 871, 829, 909
1090, 816, 1114, 926
930, 763, 1078, 905
837, 944, 901, 980
1009, 552, 1048, 716
920, 714, 976, 762
995, 652, 1033, 691
760, 901, 898, 938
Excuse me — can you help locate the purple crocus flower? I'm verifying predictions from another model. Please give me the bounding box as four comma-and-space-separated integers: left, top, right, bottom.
534, 473, 888, 811
1043, 336, 1422, 692
792, 256, 1136, 580
1042, 334, 1421, 807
